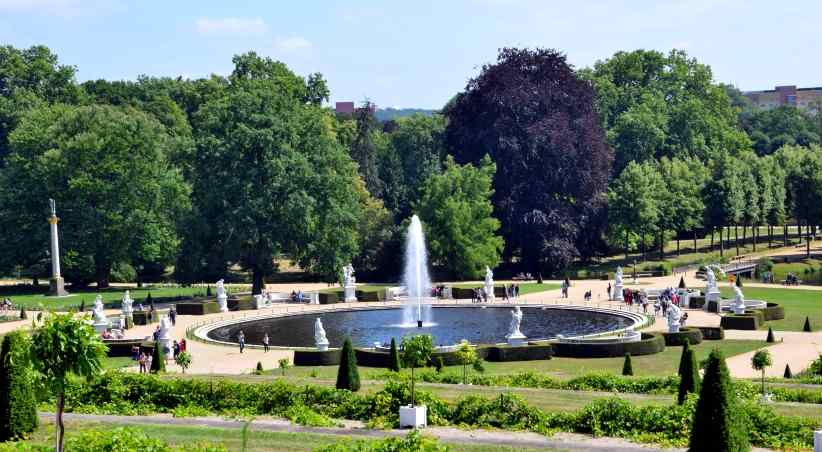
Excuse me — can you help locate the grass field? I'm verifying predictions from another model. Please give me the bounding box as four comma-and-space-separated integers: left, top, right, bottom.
720, 286, 822, 331
450, 282, 561, 295
14, 421, 555, 452
770, 259, 822, 285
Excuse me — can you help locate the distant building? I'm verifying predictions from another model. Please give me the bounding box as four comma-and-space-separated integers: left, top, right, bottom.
335, 101, 376, 115
744, 85, 822, 111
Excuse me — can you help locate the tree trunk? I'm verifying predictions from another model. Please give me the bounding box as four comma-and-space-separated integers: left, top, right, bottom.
710, 228, 715, 251
641, 230, 646, 262
677, 231, 681, 256
56, 392, 65, 452
768, 224, 772, 249
719, 226, 724, 257
33, 276, 39, 287
753, 225, 757, 252
694, 230, 698, 253
784, 224, 788, 247
807, 220, 812, 259
252, 270, 265, 295
742, 224, 747, 251
624, 229, 629, 260
411, 366, 416, 406
735, 226, 740, 256
95, 261, 111, 289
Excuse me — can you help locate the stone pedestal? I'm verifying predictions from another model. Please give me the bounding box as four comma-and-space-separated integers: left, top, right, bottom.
316, 340, 329, 352
344, 285, 357, 302
217, 294, 228, 312
93, 322, 108, 334
613, 284, 624, 301
732, 304, 746, 315
399, 405, 427, 429
48, 276, 68, 297
506, 333, 527, 347
813, 429, 822, 452
484, 283, 495, 302
668, 324, 680, 333
705, 290, 721, 311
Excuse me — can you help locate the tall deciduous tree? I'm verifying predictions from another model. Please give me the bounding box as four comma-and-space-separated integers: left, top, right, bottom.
350, 102, 383, 198
703, 154, 745, 256
30, 313, 106, 452
0, 104, 189, 287
418, 155, 503, 279
607, 161, 662, 260
445, 48, 612, 274
657, 157, 708, 255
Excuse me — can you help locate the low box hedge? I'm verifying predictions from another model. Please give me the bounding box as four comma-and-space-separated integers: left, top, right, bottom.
696, 326, 724, 340
228, 297, 256, 311
551, 332, 665, 358
355, 290, 384, 302
175, 301, 220, 316
103, 338, 144, 357
720, 312, 761, 330
451, 287, 476, 299
707, 300, 721, 313
485, 344, 553, 362
318, 292, 342, 304
763, 303, 785, 321
294, 349, 342, 366
132, 308, 169, 325
662, 327, 703, 346
688, 296, 705, 309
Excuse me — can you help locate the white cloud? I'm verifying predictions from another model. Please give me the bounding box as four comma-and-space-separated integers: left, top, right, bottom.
273, 36, 312, 52
196, 17, 268, 37
0, 0, 118, 17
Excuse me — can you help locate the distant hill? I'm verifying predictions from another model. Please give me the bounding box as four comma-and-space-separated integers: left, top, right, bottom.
375, 108, 437, 122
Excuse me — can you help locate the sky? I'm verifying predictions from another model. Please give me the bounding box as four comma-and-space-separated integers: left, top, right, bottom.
1, 0, 820, 109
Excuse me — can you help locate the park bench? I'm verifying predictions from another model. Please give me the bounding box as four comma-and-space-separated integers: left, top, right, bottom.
781, 279, 802, 286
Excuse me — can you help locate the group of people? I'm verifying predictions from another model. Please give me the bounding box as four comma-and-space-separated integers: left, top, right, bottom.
1, 297, 13, 312
290, 290, 306, 303
133, 337, 187, 373
560, 279, 570, 298
784, 273, 801, 285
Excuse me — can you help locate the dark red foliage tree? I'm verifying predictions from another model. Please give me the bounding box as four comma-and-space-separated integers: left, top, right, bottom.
444, 48, 613, 273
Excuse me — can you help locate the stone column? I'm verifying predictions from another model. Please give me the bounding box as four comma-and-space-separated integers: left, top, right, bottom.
47, 199, 68, 297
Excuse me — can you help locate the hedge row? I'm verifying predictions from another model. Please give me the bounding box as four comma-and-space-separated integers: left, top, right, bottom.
662, 327, 703, 346
688, 296, 705, 309
174, 301, 220, 316
551, 332, 665, 358
298, 344, 553, 367
132, 308, 169, 325
720, 311, 762, 330
696, 326, 725, 340
763, 303, 785, 321
54, 373, 814, 450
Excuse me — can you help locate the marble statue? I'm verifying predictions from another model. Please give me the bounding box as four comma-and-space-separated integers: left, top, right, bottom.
343, 264, 356, 287
484, 266, 495, 302
506, 306, 526, 346
121, 290, 133, 316
158, 315, 172, 354
91, 295, 109, 333
705, 267, 717, 291
215, 279, 228, 312
314, 318, 329, 351
667, 302, 682, 333
704, 265, 722, 311
731, 285, 746, 314
613, 266, 624, 301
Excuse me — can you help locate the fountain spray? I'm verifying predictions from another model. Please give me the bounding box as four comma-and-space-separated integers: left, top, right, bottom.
403, 215, 431, 327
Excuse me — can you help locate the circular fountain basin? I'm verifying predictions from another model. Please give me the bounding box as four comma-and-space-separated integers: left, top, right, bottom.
205, 305, 640, 348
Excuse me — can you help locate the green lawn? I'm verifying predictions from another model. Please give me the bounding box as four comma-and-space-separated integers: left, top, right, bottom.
2, 286, 222, 310
16, 421, 556, 452
450, 282, 561, 295
770, 259, 822, 285
720, 286, 822, 331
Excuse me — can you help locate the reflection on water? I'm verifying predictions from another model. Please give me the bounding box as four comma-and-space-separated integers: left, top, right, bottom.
207, 307, 631, 348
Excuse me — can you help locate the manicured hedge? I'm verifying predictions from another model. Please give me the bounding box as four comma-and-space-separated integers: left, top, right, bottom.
697, 326, 725, 340
318, 292, 342, 304
355, 290, 384, 302
707, 300, 721, 313
451, 287, 475, 299
551, 332, 665, 358
103, 339, 144, 357
662, 327, 703, 346
688, 296, 705, 309
720, 312, 760, 330
228, 297, 256, 311
763, 303, 785, 321
175, 301, 220, 316
294, 349, 342, 366
485, 344, 553, 362
132, 308, 168, 325
311, 344, 554, 368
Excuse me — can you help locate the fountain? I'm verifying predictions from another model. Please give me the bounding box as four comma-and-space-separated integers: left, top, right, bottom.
403, 215, 432, 328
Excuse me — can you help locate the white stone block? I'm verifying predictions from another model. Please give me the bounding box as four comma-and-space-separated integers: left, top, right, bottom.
399, 405, 427, 429
814, 430, 822, 452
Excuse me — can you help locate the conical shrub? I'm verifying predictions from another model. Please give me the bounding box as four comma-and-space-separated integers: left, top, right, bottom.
18, 308, 25, 320
622, 353, 633, 376
677, 348, 700, 405
0, 331, 38, 441
435, 356, 444, 373
336, 338, 360, 391
388, 337, 401, 372
766, 327, 775, 343
736, 275, 743, 287
688, 349, 749, 452
255, 362, 263, 374
784, 364, 793, 379
678, 276, 686, 289
150, 342, 165, 373
678, 339, 691, 377
804, 316, 813, 332
147, 292, 155, 311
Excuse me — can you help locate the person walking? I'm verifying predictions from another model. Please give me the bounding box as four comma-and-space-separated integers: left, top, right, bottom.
263, 333, 270, 352
145, 353, 153, 373
138, 352, 147, 373
502, 284, 510, 302
173, 340, 180, 359
607, 282, 612, 300
169, 306, 177, 326
238, 330, 246, 354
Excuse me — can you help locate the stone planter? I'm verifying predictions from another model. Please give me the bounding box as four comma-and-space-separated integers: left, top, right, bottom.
399, 405, 427, 429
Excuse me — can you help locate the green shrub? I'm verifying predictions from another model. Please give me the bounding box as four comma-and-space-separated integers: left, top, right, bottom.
766, 327, 775, 343
804, 316, 812, 332
316, 430, 446, 452
171, 403, 211, 418
62, 427, 227, 452
336, 338, 360, 391
472, 358, 485, 373
278, 358, 290, 376
434, 356, 444, 373
151, 342, 165, 373
255, 362, 264, 374
736, 275, 743, 287
0, 331, 38, 441
18, 308, 25, 320
689, 349, 750, 452
388, 337, 401, 372
283, 403, 336, 427
622, 353, 633, 376
677, 347, 700, 405
109, 262, 137, 283
784, 364, 793, 379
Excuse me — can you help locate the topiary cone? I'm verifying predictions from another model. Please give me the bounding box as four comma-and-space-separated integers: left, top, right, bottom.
0, 332, 38, 441
678, 338, 691, 377
804, 316, 813, 332
735, 275, 743, 287
784, 364, 793, 379
678, 276, 686, 289
622, 353, 633, 376
677, 348, 700, 405
336, 338, 360, 392
388, 337, 401, 372
766, 327, 775, 343
150, 341, 165, 373
689, 349, 749, 451
255, 361, 263, 373
18, 308, 26, 320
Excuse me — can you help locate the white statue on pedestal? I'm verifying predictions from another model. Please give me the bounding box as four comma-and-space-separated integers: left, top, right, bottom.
731, 285, 746, 314
484, 266, 495, 302
613, 266, 624, 301
92, 295, 109, 333
314, 318, 329, 351
121, 291, 133, 316
343, 264, 357, 302
704, 266, 722, 311
506, 306, 526, 345
215, 279, 228, 312
158, 315, 172, 355
667, 303, 682, 333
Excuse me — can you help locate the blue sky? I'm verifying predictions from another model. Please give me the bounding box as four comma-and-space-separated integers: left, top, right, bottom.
1, 0, 820, 109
